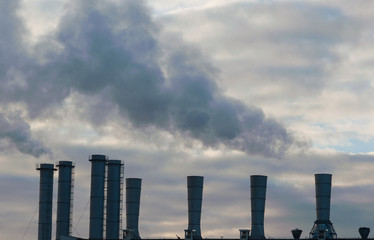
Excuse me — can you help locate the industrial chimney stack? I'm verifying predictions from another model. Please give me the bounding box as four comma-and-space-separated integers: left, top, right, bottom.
250, 175, 267, 239
125, 178, 142, 239
185, 176, 204, 240
89, 154, 107, 240
106, 160, 124, 240
37, 163, 57, 240
309, 173, 337, 239
56, 161, 75, 240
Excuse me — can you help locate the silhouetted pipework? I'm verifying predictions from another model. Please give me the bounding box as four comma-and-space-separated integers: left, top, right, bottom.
359, 227, 370, 240
126, 178, 142, 239
310, 173, 337, 239
56, 161, 75, 240
106, 160, 124, 240
250, 175, 267, 239
186, 176, 204, 240
37, 163, 57, 240
89, 154, 107, 240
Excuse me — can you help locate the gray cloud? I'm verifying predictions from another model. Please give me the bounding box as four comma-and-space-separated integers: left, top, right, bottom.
0, 0, 308, 158
157, 1, 358, 100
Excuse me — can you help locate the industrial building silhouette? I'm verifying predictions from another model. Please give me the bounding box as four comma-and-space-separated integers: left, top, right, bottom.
36, 154, 370, 240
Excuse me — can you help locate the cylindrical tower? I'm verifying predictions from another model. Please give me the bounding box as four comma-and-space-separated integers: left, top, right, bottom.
309, 173, 337, 239
250, 175, 267, 239
106, 160, 124, 240
187, 176, 204, 239
291, 229, 302, 240
359, 227, 370, 240
315, 174, 331, 221
126, 178, 142, 239
89, 154, 107, 240
37, 163, 57, 240
56, 161, 75, 240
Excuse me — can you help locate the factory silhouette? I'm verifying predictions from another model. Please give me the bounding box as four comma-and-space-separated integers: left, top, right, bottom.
36, 154, 370, 240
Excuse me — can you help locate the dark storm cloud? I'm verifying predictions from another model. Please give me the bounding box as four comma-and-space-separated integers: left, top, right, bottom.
0, 0, 308, 158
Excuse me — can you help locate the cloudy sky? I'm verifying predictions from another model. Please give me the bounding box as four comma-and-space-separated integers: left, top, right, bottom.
1, 0, 374, 239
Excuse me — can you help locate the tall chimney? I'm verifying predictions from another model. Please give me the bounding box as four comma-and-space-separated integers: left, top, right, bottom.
250, 175, 267, 239
309, 173, 337, 239
126, 178, 142, 239
56, 161, 75, 240
187, 176, 204, 239
89, 154, 107, 240
106, 160, 124, 240
37, 163, 57, 240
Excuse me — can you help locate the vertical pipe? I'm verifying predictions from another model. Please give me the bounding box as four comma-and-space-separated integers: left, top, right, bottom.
56, 161, 75, 240
187, 176, 204, 239
291, 229, 302, 239
89, 154, 107, 240
106, 160, 124, 240
359, 227, 370, 240
126, 178, 142, 239
37, 163, 57, 240
315, 174, 332, 222
310, 173, 337, 239
250, 175, 267, 239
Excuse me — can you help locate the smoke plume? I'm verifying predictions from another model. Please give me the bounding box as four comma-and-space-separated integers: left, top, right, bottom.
0, 0, 308, 158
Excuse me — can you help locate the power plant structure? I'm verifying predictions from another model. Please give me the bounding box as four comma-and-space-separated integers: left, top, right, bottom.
124, 178, 142, 240
35, 156, 371, 240
185, 176, 204, 240
56, 161, 75, 240
37, 163, 57, 240
89, 154, 107, 240
106, 160, 125, 240
309, 174, 336, 239
250, 175, 267, 239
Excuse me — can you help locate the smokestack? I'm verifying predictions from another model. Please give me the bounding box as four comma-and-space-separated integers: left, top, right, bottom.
250, 175, 267, 239
37, 163, 57, 240
291, 229, 302, 240
125, 178, 142, 239
106, 160, 124, 240
186, 176, 204, 240
359, 227, 370, 240
309, 173, 337, 239
56, 161, 75, 240
89, 154, 107, 240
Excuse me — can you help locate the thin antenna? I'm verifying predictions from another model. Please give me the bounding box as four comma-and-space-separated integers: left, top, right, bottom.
73, 199, 90, 237
20, 205, 38, 240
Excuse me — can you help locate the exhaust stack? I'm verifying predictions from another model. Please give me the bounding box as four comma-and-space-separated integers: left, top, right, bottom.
89, 154, 107, 240
291, 229, 302, 240
309, 173, 337, 239
37, 163, 57, 240
125, 178, 142, 239
56, 161, 75, 240
359, 227, 370, 240
250, 175, 267, 239
106, 160, 124, 240
186, 176, 204, 240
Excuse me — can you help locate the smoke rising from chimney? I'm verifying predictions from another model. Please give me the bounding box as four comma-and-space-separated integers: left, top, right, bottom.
0, 0, 309, 158
0, 112, 49, 157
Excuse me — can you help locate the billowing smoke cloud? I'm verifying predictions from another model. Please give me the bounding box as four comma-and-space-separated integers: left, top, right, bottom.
0, 0, 308, 158
0, 1, 49, 157
0, 112, 48, 157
